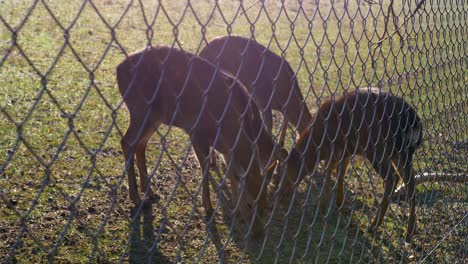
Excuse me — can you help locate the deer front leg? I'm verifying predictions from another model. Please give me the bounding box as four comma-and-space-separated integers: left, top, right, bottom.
335, 157, 350, 209
394, 154, 417, 243
405, 178, 416, 243
368, 160, 399, 232
193, 144, 215, 222
319, 162, 338, 214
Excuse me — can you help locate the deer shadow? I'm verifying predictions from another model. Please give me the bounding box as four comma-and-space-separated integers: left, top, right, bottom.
125, 168, 415, 262
128, 202, 171, 264
218, 176, 415, 263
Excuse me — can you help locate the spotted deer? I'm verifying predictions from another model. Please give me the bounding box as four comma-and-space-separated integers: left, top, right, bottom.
116, 46, 278, 233
200, 35, 313, 146
277, 87, 422, 242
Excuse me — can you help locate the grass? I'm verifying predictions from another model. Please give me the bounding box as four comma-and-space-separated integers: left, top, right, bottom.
0, 0, 467, 263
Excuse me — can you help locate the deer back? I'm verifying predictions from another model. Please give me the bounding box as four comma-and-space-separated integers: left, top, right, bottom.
200, 36, 307, 114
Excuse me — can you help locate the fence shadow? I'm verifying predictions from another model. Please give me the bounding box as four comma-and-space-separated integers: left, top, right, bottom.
129, 168, 417, 262
220, 180, 414, 262
129, 202, 171, 264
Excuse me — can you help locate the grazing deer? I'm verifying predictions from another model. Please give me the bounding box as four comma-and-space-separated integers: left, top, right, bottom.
116, 46, 277, 233
199, 35, 313, 146
277, 87, 422, 242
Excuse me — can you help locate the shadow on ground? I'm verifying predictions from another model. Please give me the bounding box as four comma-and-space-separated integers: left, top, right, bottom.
128, 202, 171, 264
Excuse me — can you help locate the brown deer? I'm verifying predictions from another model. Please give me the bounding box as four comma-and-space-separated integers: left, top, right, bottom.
199, 35, 313, 146
116, 46, 278, 233
277, 87, 422, 242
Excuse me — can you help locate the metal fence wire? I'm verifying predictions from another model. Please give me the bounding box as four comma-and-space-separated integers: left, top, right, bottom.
0, 0, 466, 263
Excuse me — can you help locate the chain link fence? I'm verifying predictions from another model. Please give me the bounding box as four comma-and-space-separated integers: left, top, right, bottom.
0, 0, 466, 263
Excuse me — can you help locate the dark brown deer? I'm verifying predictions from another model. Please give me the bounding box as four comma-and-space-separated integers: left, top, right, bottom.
199, 36, 313, 146
116, 46, 277, 232
277, 87, 422, 242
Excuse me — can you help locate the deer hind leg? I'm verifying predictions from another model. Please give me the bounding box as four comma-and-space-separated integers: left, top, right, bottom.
335, 157, 350, 209
135, 121, 160, 202
193, 143, 215, 222
122, 110, 162, 205
393, 153, 417, 242
122, 115, 150, 205
368, 159, 399, 232
122, 136, 140, 205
